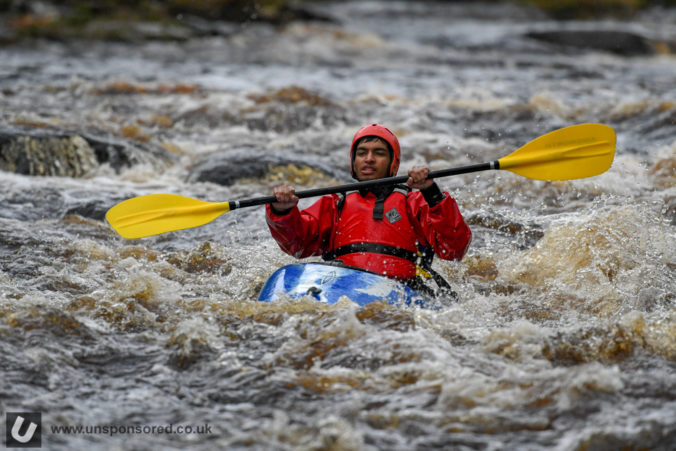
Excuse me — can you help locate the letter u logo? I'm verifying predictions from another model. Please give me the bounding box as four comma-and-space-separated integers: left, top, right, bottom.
5, 412, 41, 448
11, 416, 37, 443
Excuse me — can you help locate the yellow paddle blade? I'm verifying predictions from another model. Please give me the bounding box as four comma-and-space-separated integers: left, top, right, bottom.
498, 123, 616, 181
105, 194, 230, 239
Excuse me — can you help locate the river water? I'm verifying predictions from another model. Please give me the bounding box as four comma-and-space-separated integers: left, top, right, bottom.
1, 1, 675, 449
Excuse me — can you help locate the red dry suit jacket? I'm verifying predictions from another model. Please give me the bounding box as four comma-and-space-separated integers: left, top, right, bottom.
265, 186, 471, 280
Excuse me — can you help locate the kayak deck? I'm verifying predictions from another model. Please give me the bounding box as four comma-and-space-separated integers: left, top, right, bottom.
257, 262, 430, 308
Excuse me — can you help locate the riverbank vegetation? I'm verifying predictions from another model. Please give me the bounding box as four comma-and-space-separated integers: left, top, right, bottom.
0, 0, 675, 43
519, 0, 676, 19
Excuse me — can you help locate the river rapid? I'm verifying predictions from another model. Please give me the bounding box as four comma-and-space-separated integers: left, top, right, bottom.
1, 1, 675, 449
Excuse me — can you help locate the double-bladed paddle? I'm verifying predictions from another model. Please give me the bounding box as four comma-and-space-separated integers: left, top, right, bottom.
106, 123, 616, 239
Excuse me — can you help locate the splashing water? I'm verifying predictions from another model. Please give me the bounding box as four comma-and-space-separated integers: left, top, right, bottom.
1, 2, 675, 449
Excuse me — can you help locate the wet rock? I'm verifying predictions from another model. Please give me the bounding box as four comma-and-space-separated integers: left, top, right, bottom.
525, 29, 655, 56
79, 131, 175, 171
0, 181, 126, 223
174, 86, 346, 133
466, 211, 544, 249
525, 1, 659, 20
248, 86, 334, 107
92, 81, 199, 96
243, 86, 347, 133
175, 15, 241, 38
188, 149, 344, 186
166, 0, 337, 25
63, 199, 111, 221
175, 88, 346, 133
0, 131, 97, 177
270, 2, 337, 25
243, 103, 346, 133
81, 20, 193, 42
0, 127, 175, 176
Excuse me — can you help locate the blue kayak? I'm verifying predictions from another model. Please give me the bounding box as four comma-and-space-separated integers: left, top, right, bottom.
257, 262, 431, 308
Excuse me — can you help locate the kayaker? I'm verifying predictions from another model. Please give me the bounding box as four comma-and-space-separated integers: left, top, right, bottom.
266, 123, 471, 287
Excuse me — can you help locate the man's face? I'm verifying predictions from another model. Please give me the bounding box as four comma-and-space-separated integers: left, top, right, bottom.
353, 138, 391, 180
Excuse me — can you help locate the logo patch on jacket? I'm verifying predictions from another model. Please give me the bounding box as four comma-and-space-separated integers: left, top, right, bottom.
385, 208, 402, 224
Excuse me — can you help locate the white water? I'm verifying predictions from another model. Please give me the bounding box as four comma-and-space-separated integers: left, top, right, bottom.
1, 2, 675, 449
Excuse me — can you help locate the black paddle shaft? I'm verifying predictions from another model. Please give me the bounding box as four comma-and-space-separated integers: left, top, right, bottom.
231, 161, 498, 210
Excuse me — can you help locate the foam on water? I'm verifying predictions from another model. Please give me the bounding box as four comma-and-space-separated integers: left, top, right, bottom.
499, 205, 673, 312
1, 1, 675, 449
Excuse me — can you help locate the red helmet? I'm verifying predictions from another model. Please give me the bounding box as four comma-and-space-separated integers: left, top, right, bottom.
350, 123, 401, 178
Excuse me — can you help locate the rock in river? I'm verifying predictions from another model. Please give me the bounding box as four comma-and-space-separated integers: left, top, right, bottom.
0, 127, 175, 177
525, 29, 657, 56
0, 132, 97, 177
188, 150, 344, 186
